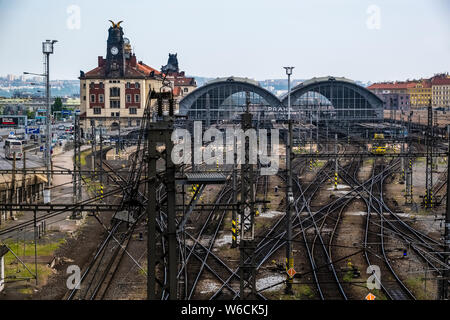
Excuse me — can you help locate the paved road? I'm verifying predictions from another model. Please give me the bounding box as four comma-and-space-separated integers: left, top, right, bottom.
0, 142, 45, 169
0, 122, 74, 170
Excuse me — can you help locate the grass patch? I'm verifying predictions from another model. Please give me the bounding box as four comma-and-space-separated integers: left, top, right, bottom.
2, 239, 65, 285
79, 150, 91, 166
266, 284, 315, 300
343, 270, 354, 282
314, 160, 326, 168
18, 287, 34, 295
82, 176, 103, 195
415, 157, 426, 164
405, 276, 428, 300
3, 238, 65, 257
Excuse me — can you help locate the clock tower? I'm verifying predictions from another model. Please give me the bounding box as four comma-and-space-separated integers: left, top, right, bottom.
105, 20, 125, 77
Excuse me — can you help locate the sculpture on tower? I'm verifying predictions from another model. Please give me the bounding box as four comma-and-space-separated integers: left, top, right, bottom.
161, 53, 179, 74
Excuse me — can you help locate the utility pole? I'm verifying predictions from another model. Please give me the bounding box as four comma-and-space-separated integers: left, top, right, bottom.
405, 112, 413, 204
239, 92, 257, 299
118, 120, 121, 154
72, 110, 82, 219
91, 122, 96, 180
424, 102, 433, 209
10, 153, 16, 219
316, 104, 319, 147
309, 106, 313, 171
400, 142, 405, 183
231, 124, 238, 248
22, 151, 26, 203
283, 66, 294, 294
443, 131, 450, 299
334, 134, 338, 190
42, 40, 57, 203
33, 208, 38, 285
99, 125, 103, 198
147, 91, 177, 300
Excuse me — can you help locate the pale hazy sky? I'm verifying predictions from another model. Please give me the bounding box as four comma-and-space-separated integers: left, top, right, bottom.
0, 0, 449, 82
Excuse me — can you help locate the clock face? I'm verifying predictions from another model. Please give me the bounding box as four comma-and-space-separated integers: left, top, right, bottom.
110, 46, 119, 55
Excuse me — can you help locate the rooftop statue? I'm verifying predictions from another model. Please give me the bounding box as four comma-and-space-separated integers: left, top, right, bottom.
161, 53, 179, 74
108, 20, 123, 29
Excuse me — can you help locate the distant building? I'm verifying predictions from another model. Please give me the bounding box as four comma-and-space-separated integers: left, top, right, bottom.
407, 79, 432, 108
431, 73, 450, 108
367, 82, 410, 110
6, 74, 15, 82
162, 53, 197, 105
79, 21, 165, 135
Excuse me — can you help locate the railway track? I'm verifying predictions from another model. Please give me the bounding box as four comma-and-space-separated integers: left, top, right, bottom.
363, 160, 415, 300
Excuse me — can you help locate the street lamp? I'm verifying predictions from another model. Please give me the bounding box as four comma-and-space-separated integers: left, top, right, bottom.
42, 40, 57, 202
283, 66, 294, 294
25, 40, 57, 203
283, 67, 294, 120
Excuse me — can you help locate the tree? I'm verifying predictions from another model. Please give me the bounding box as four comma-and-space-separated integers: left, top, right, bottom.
52, 97, 63, 114
26, 109, 35, 119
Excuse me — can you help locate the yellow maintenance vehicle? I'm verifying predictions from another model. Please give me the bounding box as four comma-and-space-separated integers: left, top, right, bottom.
370, 133, 386, 155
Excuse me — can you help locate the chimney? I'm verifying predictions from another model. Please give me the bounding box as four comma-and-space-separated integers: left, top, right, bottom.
130, 54, 137, 67
98, 56, 105, 67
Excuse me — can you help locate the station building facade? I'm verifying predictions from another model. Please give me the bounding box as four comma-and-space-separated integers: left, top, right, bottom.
79, 22, 196, 136
431, 74, 450, 108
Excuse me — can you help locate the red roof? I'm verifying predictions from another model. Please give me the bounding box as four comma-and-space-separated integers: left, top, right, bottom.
82, 56, 161, 79
368, 79, 433, 90
431, 77, 450, 86
367, 82, 409, 90
136, 62, 161, 76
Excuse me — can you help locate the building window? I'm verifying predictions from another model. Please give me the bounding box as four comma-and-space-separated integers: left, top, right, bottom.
115, 112, 120, 117
99, 82, 104, 89
89, 83, 94, 89
136, 120, 141, 126
90, 94, 96, 103
126, 94, 131, 103
83, 96, 86, 101
184, 88, 188, 92
99, 94, 104, 103
111, 112, 114, 117
129, 108, 137, 114
110, 87, 120, 97
135, 82, 140, 89
110, 100, 120, 108
135, 94, 140, 103
83, 83, 86, 88
93, 108, 101, 115
126, 82, 131, 89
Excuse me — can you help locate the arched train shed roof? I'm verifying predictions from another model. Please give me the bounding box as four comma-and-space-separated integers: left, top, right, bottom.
179, 76, 281, 115
281, 76, 383, 107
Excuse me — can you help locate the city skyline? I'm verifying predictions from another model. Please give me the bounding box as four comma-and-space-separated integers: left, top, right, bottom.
0, 0, 449, 82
